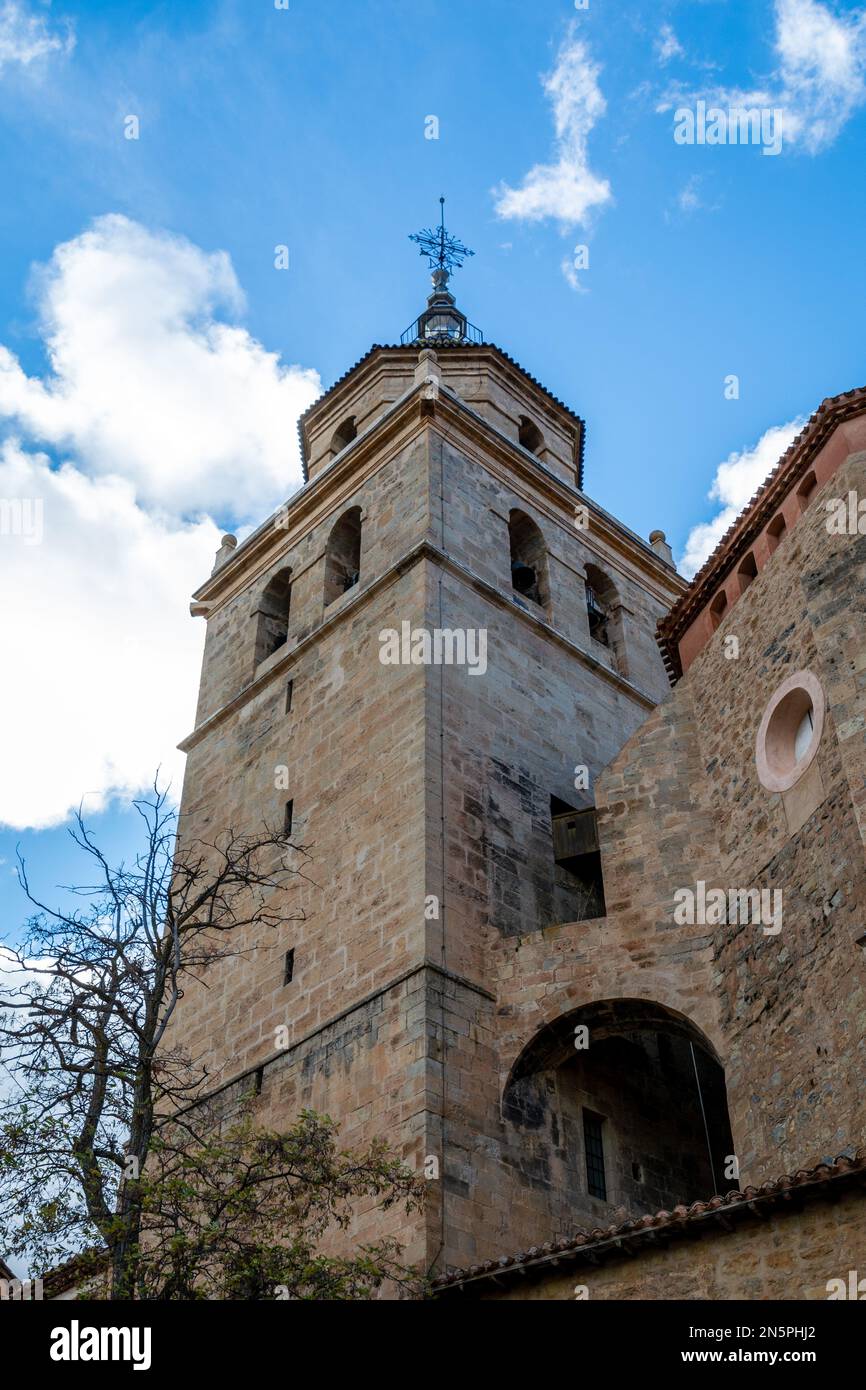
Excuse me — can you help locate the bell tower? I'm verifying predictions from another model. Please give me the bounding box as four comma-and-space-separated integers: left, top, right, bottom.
171, 208, 683, 1277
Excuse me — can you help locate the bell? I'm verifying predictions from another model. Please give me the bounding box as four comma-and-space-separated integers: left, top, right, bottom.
511, 560, 537, 595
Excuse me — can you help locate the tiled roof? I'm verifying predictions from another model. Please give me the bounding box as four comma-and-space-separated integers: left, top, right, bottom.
657, 384, 866, 680
297, 342, 586, 488
433, 1148, 866, 1293
42, 1247, 107, 1298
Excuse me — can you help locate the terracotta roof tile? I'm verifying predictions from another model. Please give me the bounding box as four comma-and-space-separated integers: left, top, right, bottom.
657, 384, 866, 680
432, 1148, 866, 1292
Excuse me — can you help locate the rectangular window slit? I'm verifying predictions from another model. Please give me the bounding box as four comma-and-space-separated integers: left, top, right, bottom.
285, 679, 294, 714
583, 1110, 607, 1201
283, 948, 295, 986
283, 800, 294, 837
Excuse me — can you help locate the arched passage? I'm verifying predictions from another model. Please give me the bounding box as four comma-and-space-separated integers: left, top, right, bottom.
502, 998, 734, 1223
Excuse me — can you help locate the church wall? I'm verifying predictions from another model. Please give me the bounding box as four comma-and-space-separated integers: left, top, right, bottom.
419, 432, 691, 1270
172, 556, 428, 1078
446, 445, 866, 1278
167, 430, 440, 1267
436, 354, 580, 486
432, 675, 728, 1268
683, 449, 866, 1187
304, 352, 417, 481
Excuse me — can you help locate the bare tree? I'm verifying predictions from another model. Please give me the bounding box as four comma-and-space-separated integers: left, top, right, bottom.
0, 782, 331, 1297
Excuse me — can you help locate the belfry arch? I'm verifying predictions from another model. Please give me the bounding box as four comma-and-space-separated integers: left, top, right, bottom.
502, 998, 735, 1225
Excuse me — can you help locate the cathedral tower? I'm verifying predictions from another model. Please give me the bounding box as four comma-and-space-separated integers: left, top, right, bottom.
171, 213, 685, 1275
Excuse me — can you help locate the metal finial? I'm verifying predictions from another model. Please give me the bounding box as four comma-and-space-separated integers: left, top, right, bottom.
409, 196, 475, 280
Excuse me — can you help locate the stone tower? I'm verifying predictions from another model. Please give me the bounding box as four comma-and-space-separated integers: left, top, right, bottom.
171, 243, 685, 1278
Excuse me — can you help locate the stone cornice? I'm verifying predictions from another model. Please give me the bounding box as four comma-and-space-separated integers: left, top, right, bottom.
297, 342, 587, 484
171, 959, 496, 1119
191, 378, 682, 620
179, 537, 658, 754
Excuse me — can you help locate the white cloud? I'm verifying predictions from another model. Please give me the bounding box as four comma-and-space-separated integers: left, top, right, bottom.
678, 174, 704, 213
667, 173, 722, 220
0, 0, 73, 72
560, 255, 587, 294
679, 417, 805, 578
0, 216, 323, 830
494, 28, 612, 229
0, 439, 221, 829
0, 216, 321, 520
774, 0, 866, 147
656, 23, 685, 66
659, 0, 866, 153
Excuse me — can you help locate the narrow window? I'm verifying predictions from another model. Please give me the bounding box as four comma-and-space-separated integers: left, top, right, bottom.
283, 949, 295, 986
285, 679, 294, 714
631, 1161, 643, 1183
508, 509, 549, 609
330, 416, 357, 458
584, 564, 624, 672
737, 552, 758, 593
767, 513, 787, 554
709, 589, 728, 630
283, 800, 294, 838
324, 507, 362, 606
796, 471, 818, 512
518, 415, 544, 456
583, 1110, 607, 1200
585, 584, 609, 645
254, 567, 293, 666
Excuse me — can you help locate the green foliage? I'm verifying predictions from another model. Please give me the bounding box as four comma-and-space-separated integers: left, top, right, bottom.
131, 1107, 427, 1300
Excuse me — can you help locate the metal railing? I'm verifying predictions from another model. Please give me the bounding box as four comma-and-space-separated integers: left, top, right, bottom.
400, 317, 484, 347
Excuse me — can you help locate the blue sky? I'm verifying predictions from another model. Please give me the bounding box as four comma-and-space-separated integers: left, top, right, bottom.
1, 0, 865, 925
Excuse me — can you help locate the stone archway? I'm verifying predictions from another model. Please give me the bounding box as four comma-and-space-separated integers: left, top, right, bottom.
502, 998, 735, 1228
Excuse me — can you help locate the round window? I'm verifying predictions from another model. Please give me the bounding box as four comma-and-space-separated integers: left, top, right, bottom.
793, 706, 815, 762
755, 671, 824, 793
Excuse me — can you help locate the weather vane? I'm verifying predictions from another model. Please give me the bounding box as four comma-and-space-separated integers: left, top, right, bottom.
409, 196, 474, 281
